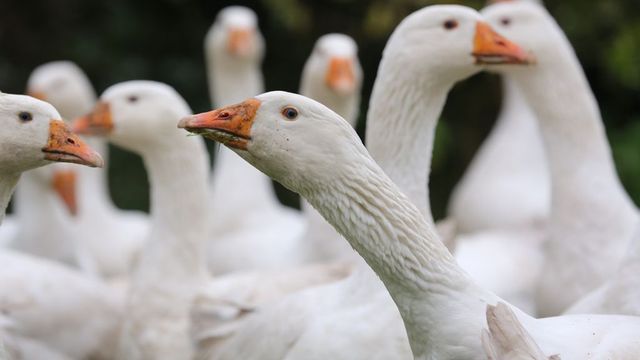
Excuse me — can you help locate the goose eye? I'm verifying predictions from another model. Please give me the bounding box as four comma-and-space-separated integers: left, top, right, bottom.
127, 95, 139, 103
501, 17, 512, 26
443, 19, 458, 30
281, 107, 298, 120
18, 111, 33, 122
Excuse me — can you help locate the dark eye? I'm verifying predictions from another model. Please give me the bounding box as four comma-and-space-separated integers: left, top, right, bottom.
281, 107, 298, 120
443, 19, 458, 30
501, 17, 512, 26
127, 95, 139, 103
18, 111, 33, 122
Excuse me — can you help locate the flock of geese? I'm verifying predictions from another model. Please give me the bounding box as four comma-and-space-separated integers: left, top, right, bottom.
0, 0, 639, 359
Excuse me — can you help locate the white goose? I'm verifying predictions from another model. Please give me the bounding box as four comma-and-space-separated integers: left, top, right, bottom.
181, 90, 640, 359
0, 93, 122, 359
296, 33, 363, 263
482, 1, 639, 316
28, 61, 148, 278
204, 6, 304, 274
74, 81, 211, 359
178, 6, 541, 358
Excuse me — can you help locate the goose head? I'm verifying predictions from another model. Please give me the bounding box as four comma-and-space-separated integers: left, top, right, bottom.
26, 61, 97, 120
179, 91, 363, 192
205, 6, 265, 63
300, 34, 363, 126
302, 34, 363, 97
482, 2, 562, 70
380, 5, 532, 85
73, 81, 192, 155
0, 93, 103, 173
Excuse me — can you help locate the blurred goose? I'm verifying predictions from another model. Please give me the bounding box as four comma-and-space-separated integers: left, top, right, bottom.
204, 6, 304, 273
25, 61, 147, 278
179, 6, 537, 358
483, 1, 639, 316
74, 81, 348, 359
0, 93, 121, 359
296, 33, 362, 263
181, 89, 640, 359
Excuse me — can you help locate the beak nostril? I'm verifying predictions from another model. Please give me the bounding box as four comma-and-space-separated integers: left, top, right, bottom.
496, 40, 506, 47
219, 111, 231, 119
66, 138, 76, 145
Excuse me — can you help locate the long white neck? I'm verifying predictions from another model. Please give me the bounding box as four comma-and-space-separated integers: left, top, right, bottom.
135, 136, 210, 283
0, 172, 20, 224
366, 64, 452, 224
300, 157, 493, 357
207, 54, 284, 227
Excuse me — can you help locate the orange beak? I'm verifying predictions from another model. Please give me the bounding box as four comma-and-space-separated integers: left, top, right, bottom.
227, 28, 254, 57
325, 57, 356, 95
472, 21, 533, 65
27, 91, 47, 101
52, 170, 78, 216
73, 101, 114, 136
177, 98, 261, 150
42, 120, 104, 167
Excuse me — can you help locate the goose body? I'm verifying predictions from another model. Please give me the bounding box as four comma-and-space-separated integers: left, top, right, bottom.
0, 93, 116, 359
182, 88, 640, 359
204, 6, 304, 274
483, 1, 639, 316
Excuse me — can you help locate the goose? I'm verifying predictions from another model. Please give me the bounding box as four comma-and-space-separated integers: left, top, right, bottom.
74, 81, 211, 359
25, 61, 147, 278
481, 303, 560, 360
0, 93, 122, 359
447, 56, 549, 234
204, 6, 305, 274
178, 6, 541, 358
73, 80, 349, 359
564, 221, 640, 315
355, 3, 542, 313
181, 90, 640, 359
296, 33, 363, 263
482, 1, 640, 316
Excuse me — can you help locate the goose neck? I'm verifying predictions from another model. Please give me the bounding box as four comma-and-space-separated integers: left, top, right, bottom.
138, 136, 210, 279
0, 172, 20, 223
301, 157, 485, 355
365, 65, 451, 224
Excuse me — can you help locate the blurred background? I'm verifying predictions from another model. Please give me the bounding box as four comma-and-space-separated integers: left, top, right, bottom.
1, 0, 639, 219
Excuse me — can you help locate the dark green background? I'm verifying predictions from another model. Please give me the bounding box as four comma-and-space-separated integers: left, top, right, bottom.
2, 0, 639, 219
